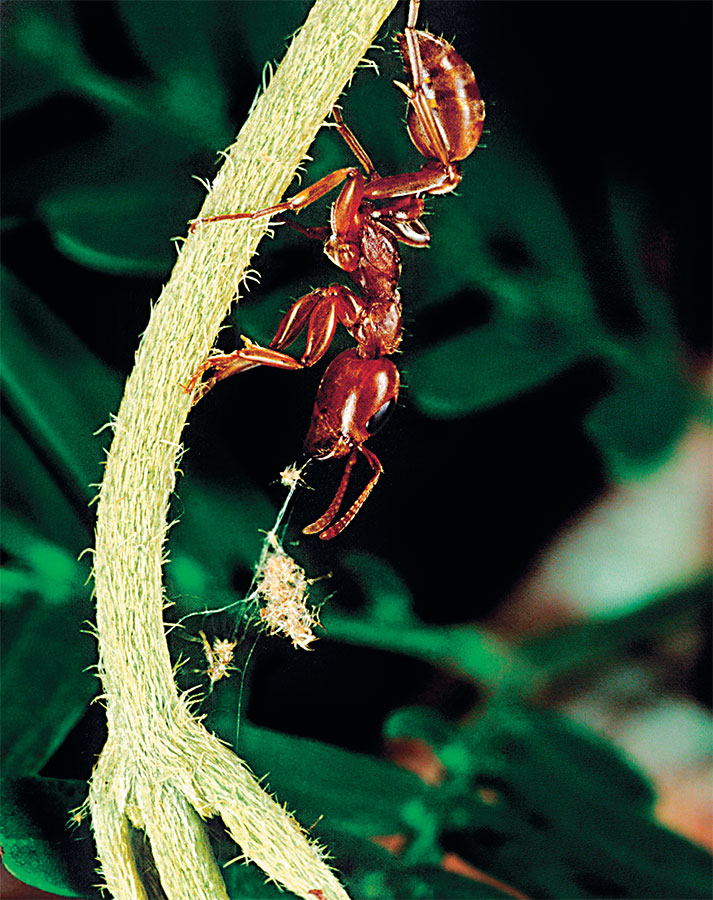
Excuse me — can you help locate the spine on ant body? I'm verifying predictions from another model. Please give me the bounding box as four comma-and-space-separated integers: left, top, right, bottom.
397, 30, 485, 161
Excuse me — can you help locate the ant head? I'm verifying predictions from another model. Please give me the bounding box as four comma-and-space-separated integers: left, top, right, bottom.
304, 350, 399, 460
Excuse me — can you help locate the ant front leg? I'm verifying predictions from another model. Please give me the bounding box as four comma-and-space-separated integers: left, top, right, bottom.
185, 283, 362, 403
184, 338, 302, 403
274, 217, 329, 243
303, 445, 383, 540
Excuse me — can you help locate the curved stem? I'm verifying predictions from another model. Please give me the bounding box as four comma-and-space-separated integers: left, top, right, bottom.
89, 1, 398, 897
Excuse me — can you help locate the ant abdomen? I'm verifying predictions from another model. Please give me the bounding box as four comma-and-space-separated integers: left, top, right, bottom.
398, 31, 485, 162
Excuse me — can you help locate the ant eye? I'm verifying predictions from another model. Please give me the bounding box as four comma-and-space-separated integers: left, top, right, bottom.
366, 398, 395, 434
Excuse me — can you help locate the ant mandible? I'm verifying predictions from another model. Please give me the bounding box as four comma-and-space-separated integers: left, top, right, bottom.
186, 0, 485, 540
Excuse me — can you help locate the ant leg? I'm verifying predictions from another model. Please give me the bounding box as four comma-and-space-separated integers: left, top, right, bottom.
407, 0, 421, 29
186, 283, 361, 403
268, 284, 361, 357
301, 299, 338, 365
331, 169, 366, 246
268, 290, 324, 352
331, 108, 378, 179
183, 338, 302, 403
368, 194, 431, 247
189, 167, 359, 232
273, 216, 330, 242
302, 451, 358, 536
362, 161, 460, 202
305, 446, 383, 540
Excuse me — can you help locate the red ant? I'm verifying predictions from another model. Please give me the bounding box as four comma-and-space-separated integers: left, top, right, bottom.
187, 0, 485, 540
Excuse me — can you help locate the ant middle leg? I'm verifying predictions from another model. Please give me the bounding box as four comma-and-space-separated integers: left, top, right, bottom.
269, 284, 362, 363
272, 217, 330, 242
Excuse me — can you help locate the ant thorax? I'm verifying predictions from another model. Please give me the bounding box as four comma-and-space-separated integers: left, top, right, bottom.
351, 217, 401, 302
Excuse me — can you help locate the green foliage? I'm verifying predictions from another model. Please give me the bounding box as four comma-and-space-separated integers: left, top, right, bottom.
1, 275, 105, 777
2, 1, 710, 898
405, 142, 693, 480
381, 700, 712, 900
1, 778, 98, 898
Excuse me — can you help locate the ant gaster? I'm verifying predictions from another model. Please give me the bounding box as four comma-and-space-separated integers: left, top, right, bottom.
187, 0, 485, 539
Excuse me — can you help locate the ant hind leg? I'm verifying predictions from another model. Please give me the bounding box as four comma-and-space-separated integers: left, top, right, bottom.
331, 108, 378, 179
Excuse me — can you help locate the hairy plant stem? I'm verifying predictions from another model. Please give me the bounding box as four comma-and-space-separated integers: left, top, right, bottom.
88, 1, 397, 897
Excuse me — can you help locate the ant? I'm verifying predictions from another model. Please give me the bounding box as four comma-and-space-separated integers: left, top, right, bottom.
187, 0, 485, 540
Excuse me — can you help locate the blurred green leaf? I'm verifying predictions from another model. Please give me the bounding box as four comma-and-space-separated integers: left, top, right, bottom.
240, 722, 426, 837
342, 552, 416, 626
4, 1, 237, 268
39, 177, 196, 275
328, 553, 526, 688
1, 512, 87, 608
0, 273, 105, 775
1, 420, 96, 775
0, 530, 94, 774
607, 182, 678, 339
520, 577, 711, 683
308, 825, 519, 900
4, 1, 233, 146
409, 138, 596, 323
2, 3, 93, 100
116, 0, 228, 130
1, 604, 95, 776
408, 317, 588, 418
584, 339, 692, 479
0, 777, 99, 898
0, 416, 90, 553
482, 703, 655, 814
454, 702, 711, 900
381, 699, 710, 899
0, 42, 64, 122
378, 699, 713, 900
386, 867, 521, 900
384, 705, 456, 755
1, 269, 121, 498
323, 604, 524, 690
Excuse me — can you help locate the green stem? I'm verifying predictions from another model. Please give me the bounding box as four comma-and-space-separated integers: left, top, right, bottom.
88, 2, 398, 897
